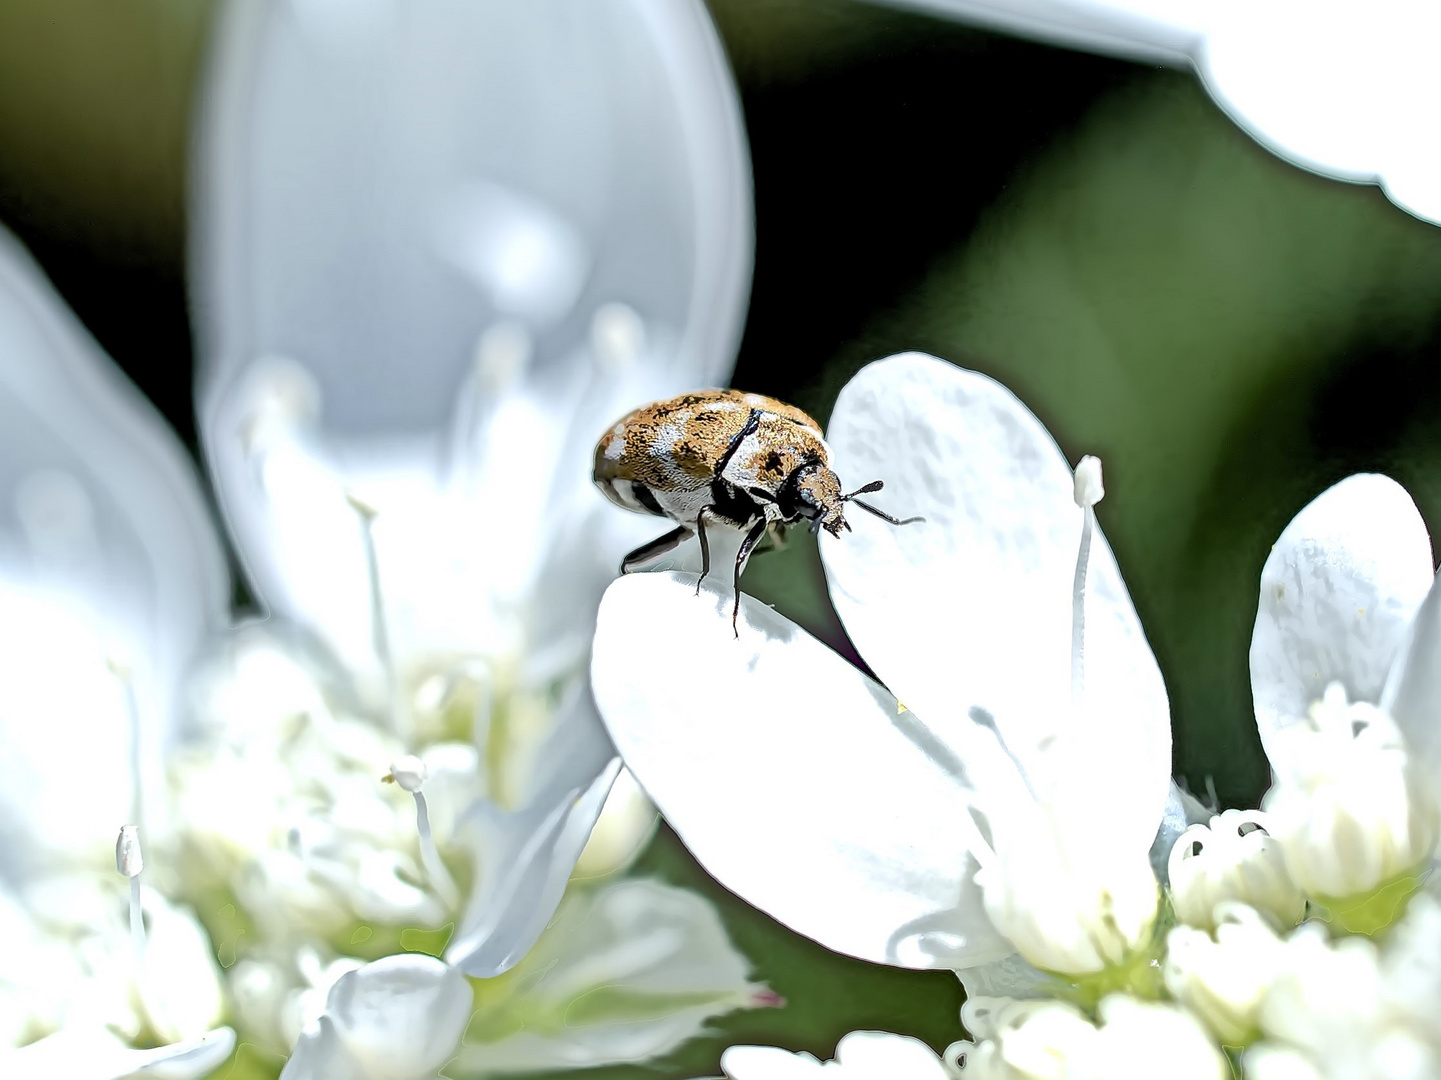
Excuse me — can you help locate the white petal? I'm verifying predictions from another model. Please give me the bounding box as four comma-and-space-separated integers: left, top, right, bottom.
2, 1026, 235, 1080
0, 227, 228, 868
592, 572, 1009, 970
721, 1031, 950, 1080
1250, 474, 1432, 756
446, 690, 620, 977
1383, 570, 1441, 796
876, 1, 1441, 229
822, 353, 1171, 851
283, 955, 471, 1080
453, 878, 769, 1075
1199, 1, 1441, 226
193, 0, 750, 643
868, 0, 1202, 65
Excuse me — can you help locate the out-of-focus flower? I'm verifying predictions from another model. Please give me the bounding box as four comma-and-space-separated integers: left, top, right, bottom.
2, 0, 769, 1071
714, 1031, 954, 1080
591, 353, 1174, 997
190, 0, 753, 981
952, 994, 1227, 1079
0, 227, 234, 1074
1168, 809, 1306, 931
1248, 892, 1441, 1079
1249, 474, 1441, 929
1164, 903, 1287, 1046
860, 0, 1441, 226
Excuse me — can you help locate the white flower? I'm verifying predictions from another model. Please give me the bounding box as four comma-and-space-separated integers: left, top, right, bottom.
864, 0, 1441, 227
1249, 474, 1441, 909
1168, 810, 1305, 931
591, 353, 1174, 984
191, 0, 753, 980
716, 1031, 954, 1080
953, 994, 1227, 1080
2, 0, 767, 1071
1163, 903, 1288, 1046
1249, 894, 1441, 1079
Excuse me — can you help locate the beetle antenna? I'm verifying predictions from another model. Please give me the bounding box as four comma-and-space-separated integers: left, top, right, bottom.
850, 498, 924, 526
842, 480, 885, 500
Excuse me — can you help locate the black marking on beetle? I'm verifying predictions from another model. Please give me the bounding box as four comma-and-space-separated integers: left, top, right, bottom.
709, 480, 763, 528
714, 409, 761, 479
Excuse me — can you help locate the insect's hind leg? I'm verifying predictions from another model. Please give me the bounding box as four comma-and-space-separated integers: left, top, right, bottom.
620, 525, 692, 574
731, 518, 769, 637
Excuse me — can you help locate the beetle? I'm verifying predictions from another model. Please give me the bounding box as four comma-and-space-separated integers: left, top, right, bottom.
593, 388, 922, 633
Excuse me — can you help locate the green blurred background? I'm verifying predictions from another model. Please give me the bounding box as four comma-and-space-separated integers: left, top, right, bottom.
6, 0, 1441, 1075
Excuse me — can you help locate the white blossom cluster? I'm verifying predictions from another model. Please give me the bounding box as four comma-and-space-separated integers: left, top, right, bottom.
589, 353, 1441, 1080
0, 0, 781, 1077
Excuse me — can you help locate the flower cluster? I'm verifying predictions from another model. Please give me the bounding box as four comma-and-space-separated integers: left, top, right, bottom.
588, 353, 1441, 1079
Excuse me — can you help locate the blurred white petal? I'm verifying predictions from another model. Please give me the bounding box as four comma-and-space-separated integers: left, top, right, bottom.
0, 227, 227, 872
192, 0, 751, 648
873, 0, 1202, 64
1249, 474, 1433, 761
822, 353, 1171, 855
447, 690, 621, 976
456, 879, 773, 1075
281, 954, 472, 1080
720, 1031, 952, 1080
1, 1026, 235, 1080
592, 572, 1007, 971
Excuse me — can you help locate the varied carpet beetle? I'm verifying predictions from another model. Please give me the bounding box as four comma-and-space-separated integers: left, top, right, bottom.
593, 388, 922, 632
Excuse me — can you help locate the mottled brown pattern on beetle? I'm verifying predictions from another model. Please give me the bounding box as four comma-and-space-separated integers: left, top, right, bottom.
594, 389, 824, 492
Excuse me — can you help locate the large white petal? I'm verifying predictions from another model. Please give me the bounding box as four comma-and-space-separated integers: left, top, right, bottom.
592, 572, 1010, 970
0, 228, 228, 872
2, 1026, 235, 1080
1250, 474, 1433, 756
191, 0, 751, 668
281, 954, 472, 1080
821, 353, 1171, 853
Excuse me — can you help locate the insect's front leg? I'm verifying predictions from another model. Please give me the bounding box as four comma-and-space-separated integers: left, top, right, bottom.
695, 507, 712, 596
732, 517, 770, 637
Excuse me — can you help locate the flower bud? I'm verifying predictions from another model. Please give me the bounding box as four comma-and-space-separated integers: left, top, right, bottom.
980, 822, 1159, 976
1168, 810, 1305, 930
1164, 903, 1286, 1045
1262, 684, 1438, 901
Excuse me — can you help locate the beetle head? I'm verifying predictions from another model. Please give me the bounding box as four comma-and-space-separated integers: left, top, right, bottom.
779, 463, 849, 536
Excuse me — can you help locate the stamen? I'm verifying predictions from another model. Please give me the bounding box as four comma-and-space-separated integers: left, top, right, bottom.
386, 756, 460, 909
107, 650, 145, 836
347, 493, 410, 743
1071, 456, 1105, 708
115, 824, 145, 963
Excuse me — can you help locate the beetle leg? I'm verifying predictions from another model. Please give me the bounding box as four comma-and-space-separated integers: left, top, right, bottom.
732, 517, 769, 637
695, 508, 712, 595
620, 525, 692, 574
